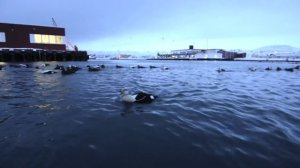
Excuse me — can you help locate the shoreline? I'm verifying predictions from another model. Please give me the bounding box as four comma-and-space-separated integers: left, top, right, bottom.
147, 58, 300, 63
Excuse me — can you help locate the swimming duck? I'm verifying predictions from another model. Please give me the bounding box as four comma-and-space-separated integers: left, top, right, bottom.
149, 65, 158, 69
285, 67, 294, 72
54, 64, 64, 70
217, 68, 225, 73
249, 67, 257, 72
265, 67, 272, 71
88, 65, 101, 71
120, 89, 157, 104
137, 65, 146, 68
61, 66, 79, 75
116, 65, 124, 68
41, 70, 57, 74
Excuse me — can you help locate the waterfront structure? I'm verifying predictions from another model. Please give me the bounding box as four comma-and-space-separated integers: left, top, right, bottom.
110, 54, 131, 60
0, 23, 88, 62
157, 45, 246, 60
0, 23, 66, 50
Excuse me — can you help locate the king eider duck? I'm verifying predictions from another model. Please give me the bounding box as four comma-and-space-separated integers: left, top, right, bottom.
217, 68, 225, 73
87, 65, 101, 71
120, 89, 157, 104
248, 67, 257, 72
265, 67, 272, 71
150, 65, 158, 69
285, 67, 294, 72
40, 70, 57, 74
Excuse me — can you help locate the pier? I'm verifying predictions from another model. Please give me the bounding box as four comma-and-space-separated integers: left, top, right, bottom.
0, 49, 88, 62
0, 23, 89, 62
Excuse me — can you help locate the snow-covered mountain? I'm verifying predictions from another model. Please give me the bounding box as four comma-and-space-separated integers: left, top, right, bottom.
255, 45, 300, 53
248, 45, 300, 59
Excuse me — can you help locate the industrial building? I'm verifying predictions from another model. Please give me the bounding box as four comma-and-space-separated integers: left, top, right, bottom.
157, 45, 246, 60
0, 23, 66, 50
0, 23, 88, 62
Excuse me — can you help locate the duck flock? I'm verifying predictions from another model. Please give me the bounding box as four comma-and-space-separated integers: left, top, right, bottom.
2, 63, 299, 74
217, 65, 300, 73
0, 63, 170, 75
1, 63, 299, 104
0, 63, 166, 104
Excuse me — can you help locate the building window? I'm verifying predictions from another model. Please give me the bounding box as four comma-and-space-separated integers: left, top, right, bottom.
34, 34, 42, 43
49, 35, 56, 44
29, 34, 64, 44
0, 32, 6, 42
41, 34, 49, 43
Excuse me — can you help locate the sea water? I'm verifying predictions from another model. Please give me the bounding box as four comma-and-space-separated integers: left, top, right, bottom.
0, 60, 299, 168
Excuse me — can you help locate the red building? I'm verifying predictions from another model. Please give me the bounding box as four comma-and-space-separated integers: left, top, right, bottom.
0, 23, 66, 50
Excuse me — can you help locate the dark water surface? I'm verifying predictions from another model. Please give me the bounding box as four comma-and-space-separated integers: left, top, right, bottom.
0, 60, 300, 168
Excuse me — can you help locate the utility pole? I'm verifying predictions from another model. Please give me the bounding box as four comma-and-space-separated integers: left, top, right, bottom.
206, 38, 208, 50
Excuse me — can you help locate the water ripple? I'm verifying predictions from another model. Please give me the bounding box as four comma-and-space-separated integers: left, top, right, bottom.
0, 61, 300, 167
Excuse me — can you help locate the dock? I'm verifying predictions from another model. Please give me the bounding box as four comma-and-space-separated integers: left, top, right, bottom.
0, 49, 89, 62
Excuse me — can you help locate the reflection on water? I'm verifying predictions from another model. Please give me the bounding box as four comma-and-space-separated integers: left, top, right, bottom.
0, 60, 300, 168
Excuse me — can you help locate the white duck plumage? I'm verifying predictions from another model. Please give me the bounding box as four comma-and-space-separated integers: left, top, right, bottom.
120, 89, 137, 103
40, 70, 57, 74
120, 88, 156, 103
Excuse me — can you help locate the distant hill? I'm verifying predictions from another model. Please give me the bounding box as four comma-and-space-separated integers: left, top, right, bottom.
248, 45, 300, 58
255, 45, 300, 52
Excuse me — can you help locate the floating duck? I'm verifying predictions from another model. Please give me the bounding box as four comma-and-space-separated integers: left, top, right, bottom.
294, 65, 300, 70
276, 67, 282, 71
54, 64, 64, 70
87, 65, 101, 72
70, 65, 81, 71
120, 88, 157, 104
217, 68, 225, 73
285, 67, 294, 72
137, 65, 146, 68
41, 70, 57, 74
265, 67, 272, 71
25, 64, 32, 68
61, 66, 80, 75
149, 65, 158, 69
116, 65, 124, 68
42, 63, 50, 67
161, 66, 169, 70
19, 64, 28, 68
249, 67, 257, 71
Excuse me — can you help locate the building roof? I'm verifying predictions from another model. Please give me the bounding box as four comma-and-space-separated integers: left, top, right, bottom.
0, 22, 64, 29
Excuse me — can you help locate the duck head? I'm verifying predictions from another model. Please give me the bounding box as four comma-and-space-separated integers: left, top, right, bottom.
120, 88, 130, 96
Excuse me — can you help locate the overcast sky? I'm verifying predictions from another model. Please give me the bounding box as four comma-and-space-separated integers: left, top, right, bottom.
1, 0, 300, 52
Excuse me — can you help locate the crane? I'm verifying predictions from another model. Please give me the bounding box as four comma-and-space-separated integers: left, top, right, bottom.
51, 18, 77, 51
